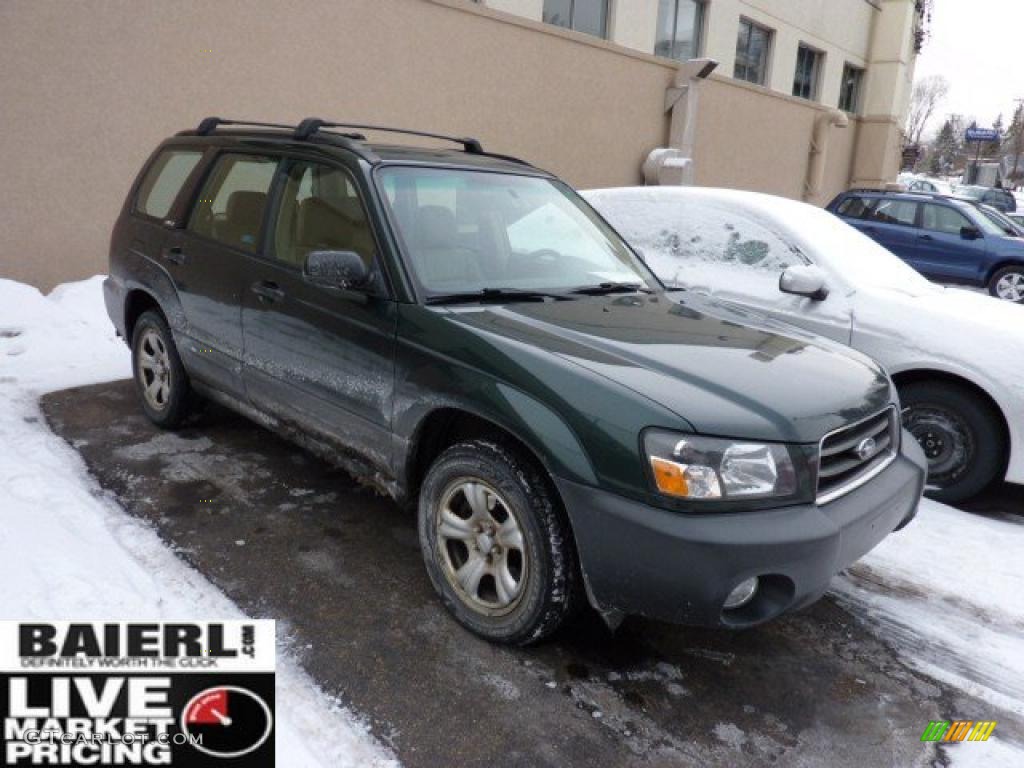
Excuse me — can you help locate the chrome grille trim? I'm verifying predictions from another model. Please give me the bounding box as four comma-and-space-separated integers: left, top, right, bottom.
816, 406, 899, 505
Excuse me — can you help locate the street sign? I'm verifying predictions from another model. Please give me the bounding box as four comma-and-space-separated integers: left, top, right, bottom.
965, 127, 1000, 142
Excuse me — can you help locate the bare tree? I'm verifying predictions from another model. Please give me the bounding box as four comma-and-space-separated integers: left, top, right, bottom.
905, 74, 950, 147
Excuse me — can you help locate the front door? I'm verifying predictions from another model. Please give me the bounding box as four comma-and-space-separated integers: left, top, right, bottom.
172, 152, 279, 396
241, 158, 397, 475
915, 202, 989, 282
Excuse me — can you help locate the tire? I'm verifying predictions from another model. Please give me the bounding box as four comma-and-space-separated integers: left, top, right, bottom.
417, 439, 580, 645
131, 310, 192, 428
987, 265, 1024, 302
899, 381, 1004, 505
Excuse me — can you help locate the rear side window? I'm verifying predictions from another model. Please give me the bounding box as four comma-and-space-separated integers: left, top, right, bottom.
836, 196, 875, 220
135, 150, 202, 220
188, 154, 278, 252
866, 199, 918, 227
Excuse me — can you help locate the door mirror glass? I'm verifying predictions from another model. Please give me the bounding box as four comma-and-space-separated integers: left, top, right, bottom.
960, 226, 982, 240
779, 265, 829, 301
304, 250, 368, 290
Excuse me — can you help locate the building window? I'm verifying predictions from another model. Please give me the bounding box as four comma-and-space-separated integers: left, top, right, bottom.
543, 0, 609, 38
839, 63, 865, 113
655, 0, 706, 61
734, 18, 772, 85
792, 44, 823, 100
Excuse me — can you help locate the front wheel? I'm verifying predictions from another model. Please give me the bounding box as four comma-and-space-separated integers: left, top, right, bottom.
988, 265, 1024, 302
417, 439, 580, 645
899, 381, 1004, 504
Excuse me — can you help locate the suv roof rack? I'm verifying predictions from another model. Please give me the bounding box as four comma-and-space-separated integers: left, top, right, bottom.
293, 117, 484, 154
185, 117, 530, 167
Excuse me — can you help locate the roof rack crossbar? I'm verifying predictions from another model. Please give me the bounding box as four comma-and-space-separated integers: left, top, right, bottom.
294, 117, 484, 154
195, 117, 296, 135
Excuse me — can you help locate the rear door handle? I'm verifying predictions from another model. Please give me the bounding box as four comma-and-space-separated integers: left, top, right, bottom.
251, 281, 285, 303
161, 246, 186, 265
918, 234, 934, 241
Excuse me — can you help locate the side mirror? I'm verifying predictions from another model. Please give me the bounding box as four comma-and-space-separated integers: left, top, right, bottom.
304, 250, 368, 290
779, 265, 829, 301
960, 226, 982, 240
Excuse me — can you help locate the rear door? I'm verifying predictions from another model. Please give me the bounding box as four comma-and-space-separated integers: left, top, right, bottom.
859, 198, 924, 269
166, 152, 279, 397
240, 157, 397, 471
915, 203, 990, 281
129, 148, 205, 270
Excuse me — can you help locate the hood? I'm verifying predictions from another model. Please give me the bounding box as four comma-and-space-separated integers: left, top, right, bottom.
440, 292, 892, 443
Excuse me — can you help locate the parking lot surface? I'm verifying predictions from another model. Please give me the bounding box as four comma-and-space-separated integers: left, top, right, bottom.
42, 381, 1017, 767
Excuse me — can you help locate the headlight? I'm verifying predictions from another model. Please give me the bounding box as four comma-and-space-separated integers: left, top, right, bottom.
644, 430, 798, 501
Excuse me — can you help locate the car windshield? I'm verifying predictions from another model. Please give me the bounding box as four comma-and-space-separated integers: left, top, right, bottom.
587, 189, 935, 294
965, 204, 1010, 236
977, 205, 1023, 236
376, 167, 655, 298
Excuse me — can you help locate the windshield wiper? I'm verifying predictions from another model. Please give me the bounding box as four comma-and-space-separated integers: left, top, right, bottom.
569, 282, 652, 296
425, 288, 572, 306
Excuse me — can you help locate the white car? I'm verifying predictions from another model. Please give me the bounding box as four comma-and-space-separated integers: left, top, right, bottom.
584, 186, 1023, 504
904, 176, 954, 196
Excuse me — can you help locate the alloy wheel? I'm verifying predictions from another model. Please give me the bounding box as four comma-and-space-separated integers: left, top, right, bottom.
995, 271, 1024, 302
137, 329, 173, 410
435, 478, 528, 616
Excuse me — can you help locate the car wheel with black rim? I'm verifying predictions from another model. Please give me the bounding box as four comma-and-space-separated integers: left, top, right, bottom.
131, 310, 192, 428
899, 380, 1004, 504
417, 439, 580, 645
988, 265, 1024, 302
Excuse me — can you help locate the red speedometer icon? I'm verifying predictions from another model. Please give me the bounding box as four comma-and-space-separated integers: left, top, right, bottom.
186, 688, 232, 726
182, 686, 273, 758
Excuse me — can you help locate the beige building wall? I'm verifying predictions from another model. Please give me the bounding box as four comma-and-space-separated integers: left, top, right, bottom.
0, 0, 917, 290
0, 0, 675, 291
692, 75, 858, 204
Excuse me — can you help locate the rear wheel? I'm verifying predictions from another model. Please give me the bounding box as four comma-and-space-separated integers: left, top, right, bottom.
988, 265, 1024, 302
899, 381, 1004, 504
417, 439, 580, 645
131, 310, 192, 428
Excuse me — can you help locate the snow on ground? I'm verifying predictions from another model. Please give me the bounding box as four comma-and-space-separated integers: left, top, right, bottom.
833, 498, 1024, 717
0, 277, 396, 768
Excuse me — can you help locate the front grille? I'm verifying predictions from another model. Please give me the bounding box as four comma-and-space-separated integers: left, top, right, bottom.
816, 406, 899, 504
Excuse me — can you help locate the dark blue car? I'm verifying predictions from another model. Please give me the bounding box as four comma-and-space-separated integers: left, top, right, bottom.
827, 190, 1024, 302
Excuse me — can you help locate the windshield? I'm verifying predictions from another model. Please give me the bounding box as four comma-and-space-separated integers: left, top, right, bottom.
376, 167, 655, 298
977, 205, 1022, 236
587, 189, 934, 293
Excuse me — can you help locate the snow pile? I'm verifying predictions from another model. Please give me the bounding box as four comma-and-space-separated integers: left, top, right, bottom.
0, 277, 396, 768
834, 499, 1024, 716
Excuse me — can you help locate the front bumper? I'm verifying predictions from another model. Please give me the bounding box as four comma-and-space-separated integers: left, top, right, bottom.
557, 432, 927, 627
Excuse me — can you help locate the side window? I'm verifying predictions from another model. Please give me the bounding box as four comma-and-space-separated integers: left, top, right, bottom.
921, 204, 971, 235
836, 196, 874, 220
867, 199, 918, 227
272, 162, 376, 270
136, 150, 202, 220
189, 154, 277, 252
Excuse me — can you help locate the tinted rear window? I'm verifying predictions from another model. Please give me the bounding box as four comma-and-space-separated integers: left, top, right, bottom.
136, 150, 203, 219
836, 196, 874, 219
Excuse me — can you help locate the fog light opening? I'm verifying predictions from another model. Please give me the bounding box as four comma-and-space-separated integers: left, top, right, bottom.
723, 577, 759, 610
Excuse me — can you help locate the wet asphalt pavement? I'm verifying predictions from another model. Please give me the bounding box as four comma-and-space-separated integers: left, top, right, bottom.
41, 380, 1020, 767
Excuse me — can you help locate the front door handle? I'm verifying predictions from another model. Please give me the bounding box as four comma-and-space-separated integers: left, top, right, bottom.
251, 281, 285, 303
918, 234, 934, 241
161, 246, 186, 265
